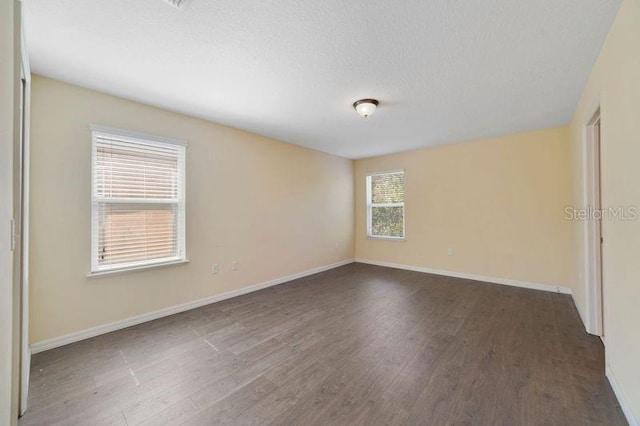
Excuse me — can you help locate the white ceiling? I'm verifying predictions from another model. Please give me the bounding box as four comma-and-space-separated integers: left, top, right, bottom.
25, 0, 621, 159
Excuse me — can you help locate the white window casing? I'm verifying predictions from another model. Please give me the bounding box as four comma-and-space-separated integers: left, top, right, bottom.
366, 170, 405, 240
90, 125, 187, 275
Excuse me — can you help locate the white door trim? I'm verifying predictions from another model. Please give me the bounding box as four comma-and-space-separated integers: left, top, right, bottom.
582, 99, 604, 339
19, 16, 31, 416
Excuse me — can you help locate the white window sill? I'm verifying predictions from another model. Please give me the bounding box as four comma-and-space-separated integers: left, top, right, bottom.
88, 258, 189, 278
367, 235, 406, 242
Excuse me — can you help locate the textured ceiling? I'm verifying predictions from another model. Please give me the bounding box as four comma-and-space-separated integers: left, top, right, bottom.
24, 0, 621, 159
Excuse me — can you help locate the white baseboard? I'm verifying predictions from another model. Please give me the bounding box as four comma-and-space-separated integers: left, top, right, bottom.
355, 258, 573, 294
31, 259, 355, 354
606, 364, 639, 426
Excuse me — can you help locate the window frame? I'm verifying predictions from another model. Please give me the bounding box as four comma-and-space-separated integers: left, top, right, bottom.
89, 125, 187, 276
366, 169, 406, 241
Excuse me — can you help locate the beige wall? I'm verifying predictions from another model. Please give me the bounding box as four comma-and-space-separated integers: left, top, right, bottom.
570, 0, 640, 420
29, 75, 354, 343
355, 126, 573, 288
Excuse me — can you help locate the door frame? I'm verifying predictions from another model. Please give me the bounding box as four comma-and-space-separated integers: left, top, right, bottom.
582, 101, 605, 340
18, 18, 31, 416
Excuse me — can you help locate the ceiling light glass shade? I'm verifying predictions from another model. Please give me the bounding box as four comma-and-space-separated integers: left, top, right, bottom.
353, 99, 379, 118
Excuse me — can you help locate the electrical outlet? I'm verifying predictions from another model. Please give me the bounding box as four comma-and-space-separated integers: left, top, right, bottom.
211, 263, 219, 274
447, 248, 454, 256
232, 261, 239, 271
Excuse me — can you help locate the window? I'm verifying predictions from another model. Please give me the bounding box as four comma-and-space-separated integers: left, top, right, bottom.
366, 170, 405, 239
91, 126, 186, 274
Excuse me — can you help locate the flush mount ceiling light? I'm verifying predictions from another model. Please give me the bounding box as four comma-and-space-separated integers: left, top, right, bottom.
353, 99, 379, 119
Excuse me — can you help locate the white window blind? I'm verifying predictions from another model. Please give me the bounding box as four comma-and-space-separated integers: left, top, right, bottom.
366, 170, 405, 239
91, 126, 186, 273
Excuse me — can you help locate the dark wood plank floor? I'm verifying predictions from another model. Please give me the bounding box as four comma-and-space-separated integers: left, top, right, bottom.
21, 263, 626, 425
